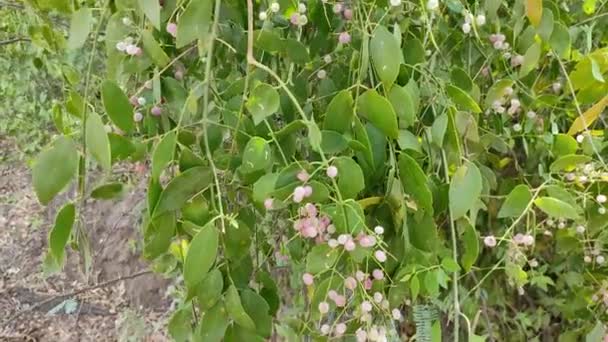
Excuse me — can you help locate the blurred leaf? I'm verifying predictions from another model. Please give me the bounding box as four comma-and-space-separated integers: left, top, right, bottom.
323, 90, 354, 133
32, 136, 79, 205
86, 112, 111, 171
370, 25, 400, 88
101, 81, 134, 133
142, 30, 170, 67
446, 85, 481, 113
333, 157, 365, 199
138, 0, 161, 29
567, 95, 608, 135
550, 154, 592, 172
534, 197, 580, 220
357, 90, 399, 139
48, 203, 76, 266
461, 222, 479, 271
520, 42, 541, 78
184, 222, 218, 289
153, 166, 213, 217
398, 153, 433, 215
389, 85, 416, 128
67, 7, 92, 49
90, 182, 124, 199
225, 286, 256, 331
246, 83, 280, 125
498, 185, 532, 218
241, 137, 273, 173
449, 162, 482, 220
196, 302, 229, 342
151, 131, 177, 180
176, 0, 211, 48
526, 0, 542, 27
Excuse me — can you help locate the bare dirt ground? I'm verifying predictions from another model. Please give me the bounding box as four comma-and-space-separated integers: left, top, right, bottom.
0, 138, 172, 341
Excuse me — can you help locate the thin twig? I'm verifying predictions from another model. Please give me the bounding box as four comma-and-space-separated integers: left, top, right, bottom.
0, 37, 30, 46
3, 269, 152, 326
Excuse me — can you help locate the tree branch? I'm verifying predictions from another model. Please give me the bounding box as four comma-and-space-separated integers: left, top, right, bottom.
0, 37, 30, 46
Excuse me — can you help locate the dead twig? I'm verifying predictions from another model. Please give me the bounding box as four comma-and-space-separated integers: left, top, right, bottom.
3, 269, 152, 326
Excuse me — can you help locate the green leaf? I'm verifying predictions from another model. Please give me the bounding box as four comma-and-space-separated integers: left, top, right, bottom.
586, 321, 606, 342
138, 0, 161, 29
184, 222, 218, 289
323, 90, 354, 133
534, 197, 580, 220
446, 85, 481, 113
398, 153, 433, 214
225, 286, 256, 331
241, 290, 272, 338
246, 83, 280, 125
409, 213, 438, 252
320, 130, 348, 154
67, 7, 92, 49
32, 136, 79, 205
583, 0, 598, 14
86, 112, 111, 171
176, 0, 211, 48
143, 213, 176, 259
461, 221, 479, 272
283, 39, 310, 64
101, 81, 134, 133
333, 157, 365, 199
307, 121, 323, 153
224, 221, 251, 261
450, 67, 473, 91
241, 137, 273, 173
196, 269, 223, 310
449, 162, 482, 220
520, 42, 541, 78
357, 90, 399, 139
536, 8, 554, 42
410, 274, 420, 300
370, 25, 400, 88
441, 257, 461, 272
153, 166, 213, 217
549, 22, 571, 59
196, 302, 229, 342
142, 30, 170, 67
498, 185, 532, 218
90, 182, 124, 199
553, 134, 578, 156
109, 133, 136, 162
151, 131, 177, 180
306, 244, 340, 274
550, 154, 592, 172
389, 85, 416, 128
48, 203, 76, 265
168, 305, 193, 342
485, 79, 515, 107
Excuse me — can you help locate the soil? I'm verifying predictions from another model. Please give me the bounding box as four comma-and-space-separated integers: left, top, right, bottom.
0, 138, 171, 341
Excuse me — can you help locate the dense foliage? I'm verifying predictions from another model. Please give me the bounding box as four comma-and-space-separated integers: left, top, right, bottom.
19, 0, 608, 340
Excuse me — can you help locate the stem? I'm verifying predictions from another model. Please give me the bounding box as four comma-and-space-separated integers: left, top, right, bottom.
441, 150, 460, 342
202, 0, 225, 238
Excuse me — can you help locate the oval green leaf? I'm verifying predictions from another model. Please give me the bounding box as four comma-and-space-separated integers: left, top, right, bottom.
370, 25, 401, 88
449, 162, 482, 220
184, 222, 218, 289
32, 136, 79, 205
357, 90, 399, 139
246, 83, 280, 126
101, 80, 134, 133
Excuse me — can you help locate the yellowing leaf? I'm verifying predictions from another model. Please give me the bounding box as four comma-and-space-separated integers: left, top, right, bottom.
567, 94, 608, 135
526, 0, 543, 27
